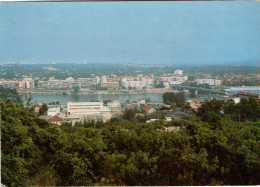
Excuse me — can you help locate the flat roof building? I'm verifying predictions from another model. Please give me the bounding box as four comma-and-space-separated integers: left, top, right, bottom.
67, 101, 112, 115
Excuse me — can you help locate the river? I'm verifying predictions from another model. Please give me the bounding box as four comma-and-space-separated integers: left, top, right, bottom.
29, 92, 210, 105
28, 88, 259, 105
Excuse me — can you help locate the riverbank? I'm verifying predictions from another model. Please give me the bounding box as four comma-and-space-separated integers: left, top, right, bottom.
18, 88, 179, 95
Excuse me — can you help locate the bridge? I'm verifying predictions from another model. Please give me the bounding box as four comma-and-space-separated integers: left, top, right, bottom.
171, 85, 226, 95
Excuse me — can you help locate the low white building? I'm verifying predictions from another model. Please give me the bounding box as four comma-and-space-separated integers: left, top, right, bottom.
108, 100, 121, 108
47, 106, 61, 116
67, 102, 111, 114
67, 102, 113, 122
138, 98, 146, 105
165, 117, 172, 121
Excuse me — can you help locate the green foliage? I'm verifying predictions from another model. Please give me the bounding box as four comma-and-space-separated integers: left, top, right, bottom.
162, 92, 186, 107
39, 103, 48, 116
198, 97, 260, 123
103, 100, 111, 105
224, 97, 260, 122
73, 86, 80, 95
1, 98, 260, 186
0, 86, 21, 103
197, 99, 224, 124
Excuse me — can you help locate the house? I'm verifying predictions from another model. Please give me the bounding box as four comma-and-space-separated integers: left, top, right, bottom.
108, 100, 121, 108
237, 92, 260, 102
138, 98, 146, 105
142, 105, 156, 115
165, 116, 172, 121
123, 103, 141, 112
33, 104, 42, 113
185, 98, 207, 111
185, 100, 198, 111
47, 115, 65, 125
162, 126, 180, 132
146, 119, 159, 123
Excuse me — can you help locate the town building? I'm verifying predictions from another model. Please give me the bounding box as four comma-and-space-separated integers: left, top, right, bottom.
66, 101, 113, 122
121, 77, 154, 89
47, 115, 65, 125
19, 77, 34, 89
67, 101, 111, 115
0, 79, 20, 88
101, 76, 120, 89
47, 106, 61, 116
155, 75, 188, 87
195, 79, 222, 86
108, 100, 121, 108
237, 92, 260, 101
138, 98, 146, 105
174, 70, 183, 75
185, 98, 207, 112
141, 105, 156, 115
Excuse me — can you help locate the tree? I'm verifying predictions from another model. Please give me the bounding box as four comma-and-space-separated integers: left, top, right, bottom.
73, 86, 80, 95
155, 82, 165, 88
1, 97, 260, 186
103, 100, 111, 105
39, 103, 48, 116
123, 109, 136, 121
162, 92, 186, 107
197, 99, 224, 125
175, 93, 186, 107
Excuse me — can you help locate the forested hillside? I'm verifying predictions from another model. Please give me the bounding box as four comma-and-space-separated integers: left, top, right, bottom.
1, 98, 260, 186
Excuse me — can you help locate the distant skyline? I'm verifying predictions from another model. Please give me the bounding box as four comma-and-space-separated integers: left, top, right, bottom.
0, 2, 260, 65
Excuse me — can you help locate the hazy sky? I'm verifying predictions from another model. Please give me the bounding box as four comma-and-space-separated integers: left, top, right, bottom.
0, 2, 260, 65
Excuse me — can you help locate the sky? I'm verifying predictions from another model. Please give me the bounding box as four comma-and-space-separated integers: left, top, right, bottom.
0, 2, 260, 65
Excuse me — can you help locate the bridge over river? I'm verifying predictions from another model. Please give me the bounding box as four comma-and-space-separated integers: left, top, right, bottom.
171, 85, 226, 95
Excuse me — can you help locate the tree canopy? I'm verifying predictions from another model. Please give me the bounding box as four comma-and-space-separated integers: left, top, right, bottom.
163, 92, 186, 107
1, 96, 260, 186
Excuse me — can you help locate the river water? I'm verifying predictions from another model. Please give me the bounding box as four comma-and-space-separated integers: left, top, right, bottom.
29, 89, 260, 105
29, 91, 211, 105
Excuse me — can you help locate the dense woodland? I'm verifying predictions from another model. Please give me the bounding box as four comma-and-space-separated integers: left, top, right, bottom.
1, 87, 260, 186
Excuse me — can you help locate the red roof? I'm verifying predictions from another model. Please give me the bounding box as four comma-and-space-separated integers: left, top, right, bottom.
238, 92, 259, 97
142, 105, 153, 111
47, 115, 64, 122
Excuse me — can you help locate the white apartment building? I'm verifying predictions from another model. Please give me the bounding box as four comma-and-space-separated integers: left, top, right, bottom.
19, 77, 34, 89
195, 79, 222, 86
121, 77, 154, 89
0, 79, 20, 88
155, 75, 188, 87
37, 77, 98, 90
